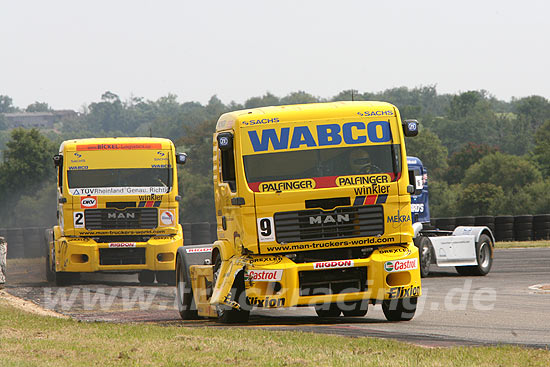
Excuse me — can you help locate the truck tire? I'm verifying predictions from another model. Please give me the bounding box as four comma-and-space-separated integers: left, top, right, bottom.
156, 270, 176, 286
414, 236, 432, 278
382, 297, 417, 321
53, 271, 76, 286
314, 303, 341, 317
45, 241, 54, 283
213, 255, 250, 323
175, 254, 198, 320
455, 234, 493, 276
341, 301, 368, 317
138, 270, 155, 284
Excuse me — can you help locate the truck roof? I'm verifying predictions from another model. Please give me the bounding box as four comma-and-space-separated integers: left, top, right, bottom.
59, 137, 175, 152
216, 101, 398, 131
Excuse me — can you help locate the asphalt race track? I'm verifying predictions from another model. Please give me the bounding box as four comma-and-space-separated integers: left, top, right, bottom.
5, 248, 550, 348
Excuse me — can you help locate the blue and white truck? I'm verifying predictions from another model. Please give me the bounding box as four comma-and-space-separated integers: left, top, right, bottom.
407, 156, 494, 277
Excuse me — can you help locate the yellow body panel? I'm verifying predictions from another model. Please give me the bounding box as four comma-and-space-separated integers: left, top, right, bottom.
51, 137, 183, 274
198, 102, 421, 312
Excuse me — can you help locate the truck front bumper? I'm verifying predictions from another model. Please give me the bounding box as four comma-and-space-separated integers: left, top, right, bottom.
54, 233, 182, 273
241, 244, 422, 309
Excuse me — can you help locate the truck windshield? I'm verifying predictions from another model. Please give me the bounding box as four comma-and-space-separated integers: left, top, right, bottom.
243, 144, 401, 183
67, 168, 172, 189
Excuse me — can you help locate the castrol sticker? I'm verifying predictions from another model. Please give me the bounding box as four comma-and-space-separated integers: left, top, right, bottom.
313, 260, 354, 269
384, 258, 418, 273
80, 196, 97, 209
109, 243, 136, 248
244, 269, 283, 282
185, 247, 212, 253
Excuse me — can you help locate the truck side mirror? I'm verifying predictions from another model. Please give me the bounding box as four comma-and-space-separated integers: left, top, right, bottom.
217, 132, 233, 151
175, 153, 187, 165
408, 169, 423, 195
402, 119, 419, 137
53, 154, 63, 167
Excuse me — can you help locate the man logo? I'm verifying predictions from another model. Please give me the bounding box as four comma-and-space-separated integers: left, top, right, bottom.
309, 214, 350, 225
219, 137, 229, 146
108, 212, 136, 220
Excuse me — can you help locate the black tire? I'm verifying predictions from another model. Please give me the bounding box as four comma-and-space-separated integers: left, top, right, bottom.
54, 271, 76, 286
534, 230, 550, 240
495, 230, 514, 242
455, 216, 475, 226
495, 216, 514, 224
341, 301, 368, 317
514, 230, 533, 241
514, 215, 533, 223
45, 245, 55, 283
156, 270, 176, 286
314, 303, 341, 317
533, 214, 550, 223
495, 223, 514, 231
533, 222, 550, 230
213, 255, 250, 324
514, 222, 533, 231
138, 270, 155, 284
415, 236, 432, 278
435, 217, 455, 231
382, 297, 417, 321
176, 255, 198, 320
455, 234, 493, 276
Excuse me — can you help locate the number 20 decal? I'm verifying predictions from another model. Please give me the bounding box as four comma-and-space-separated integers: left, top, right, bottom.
74, 212, 85, 228
257, 217, 275, 242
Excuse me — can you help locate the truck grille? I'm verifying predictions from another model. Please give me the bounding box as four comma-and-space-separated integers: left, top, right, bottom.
85, 208, 158, 230
299, 267, 367, 296
274, 205, 384, 243
99, 248, 146, 265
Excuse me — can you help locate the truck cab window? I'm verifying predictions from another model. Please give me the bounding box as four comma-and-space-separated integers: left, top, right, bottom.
221, 148, 236, 192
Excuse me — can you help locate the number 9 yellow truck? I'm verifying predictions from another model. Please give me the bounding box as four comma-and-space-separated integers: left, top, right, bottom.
46, 137, 187, 286
176, 101, 422, 322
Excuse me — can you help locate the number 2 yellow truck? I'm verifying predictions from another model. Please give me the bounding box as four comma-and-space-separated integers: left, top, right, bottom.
46, 137, 186, 286
176, 101, 422, 322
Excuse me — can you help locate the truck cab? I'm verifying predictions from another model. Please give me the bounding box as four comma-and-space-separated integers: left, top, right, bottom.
176, 101, 422, 323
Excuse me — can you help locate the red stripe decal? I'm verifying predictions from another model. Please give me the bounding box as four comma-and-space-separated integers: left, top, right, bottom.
364, 195, 377, 205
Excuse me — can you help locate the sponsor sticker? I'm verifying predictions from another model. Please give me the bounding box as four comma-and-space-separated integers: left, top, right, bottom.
80, 196, 97, 209
159, 209, 175, 226
313, 259, 354, 269
246, 296, 286, 308
185, 247, 213, 253
244, 269, 283, 282
384, 258, 418, 272
76, 143, 162, 150
109, 243, 136, 248
387, 285, 421, 299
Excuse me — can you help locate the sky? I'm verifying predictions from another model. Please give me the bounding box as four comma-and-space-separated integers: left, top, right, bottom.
1, 0, 549, 111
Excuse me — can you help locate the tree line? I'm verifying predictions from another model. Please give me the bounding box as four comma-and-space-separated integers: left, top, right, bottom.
0, 86, 549, 228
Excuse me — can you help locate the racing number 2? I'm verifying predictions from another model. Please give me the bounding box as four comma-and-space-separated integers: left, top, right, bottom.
257, 217, 275, 242
74, 211, 85, 228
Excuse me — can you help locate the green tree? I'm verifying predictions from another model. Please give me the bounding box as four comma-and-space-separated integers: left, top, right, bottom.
457, 183, 505, 215
405, 129, 448, 180
244, 93, 280, 109
280, 91, 320, 105
463, 152, 542, 192
0, 95, 17, 113
531, 119, 550, 178
428, 180, 460, 217
513, 95, 550, 130
445, 143, 499, 184
25, 102, 52, 112
0, 128, 57, 226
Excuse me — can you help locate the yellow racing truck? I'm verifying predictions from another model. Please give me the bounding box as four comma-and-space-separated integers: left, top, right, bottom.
46, 137, 187, 286
176, 101, 421, 322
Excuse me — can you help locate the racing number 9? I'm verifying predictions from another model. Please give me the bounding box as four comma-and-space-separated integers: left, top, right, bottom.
257, 217, 275, 242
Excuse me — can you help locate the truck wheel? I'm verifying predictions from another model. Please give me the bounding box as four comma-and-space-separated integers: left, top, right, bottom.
455, 234, 493, 276
213, 255, 250, 323
53, 271, 73, 287
138, 270, 155, 284
176, 255, 198, 320
414, 236, 432, 278
341, 301, 368, 317
382, 297, 417, 321
45, 247, 55, 282
156, 270, 176, 286
314, 303, 341, 317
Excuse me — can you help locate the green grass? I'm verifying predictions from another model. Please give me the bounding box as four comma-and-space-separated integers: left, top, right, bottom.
495, 240, 550, 249
0, 301, 549, 366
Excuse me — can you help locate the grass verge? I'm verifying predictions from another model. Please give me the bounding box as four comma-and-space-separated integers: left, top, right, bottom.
1, 300, 549, 366
495, 241, 550, 249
